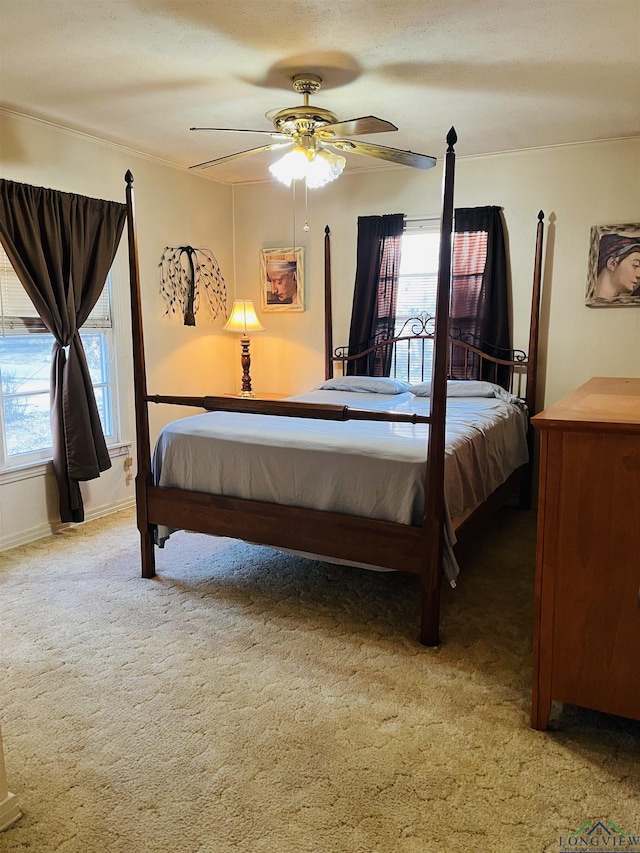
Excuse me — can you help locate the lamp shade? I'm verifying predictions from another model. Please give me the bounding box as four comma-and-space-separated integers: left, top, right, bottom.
268, 146, 309, 187
306, 149, 346, 189
223, 299, 265, 334
269, 145, 346, 189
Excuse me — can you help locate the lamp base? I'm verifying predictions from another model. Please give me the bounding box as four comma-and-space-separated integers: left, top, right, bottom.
238, 390, 256, 398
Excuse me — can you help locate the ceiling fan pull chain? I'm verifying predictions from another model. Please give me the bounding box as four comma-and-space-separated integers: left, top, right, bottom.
292, 179, 296, 252
304, 180, 310, 232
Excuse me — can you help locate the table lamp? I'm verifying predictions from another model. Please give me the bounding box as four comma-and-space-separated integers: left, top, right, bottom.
223, 299, 265, 397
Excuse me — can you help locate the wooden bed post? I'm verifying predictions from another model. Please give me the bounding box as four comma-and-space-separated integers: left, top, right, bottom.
520, 210, 545, 509
124, 171, 156, 579
324, 225, 334, 380
420, 127, 457, 646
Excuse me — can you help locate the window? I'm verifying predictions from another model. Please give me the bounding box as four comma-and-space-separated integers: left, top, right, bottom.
0, 247, 118, 468
394, 221, 440, 383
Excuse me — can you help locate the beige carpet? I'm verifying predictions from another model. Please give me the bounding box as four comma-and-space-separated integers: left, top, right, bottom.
1, 508, 638, 853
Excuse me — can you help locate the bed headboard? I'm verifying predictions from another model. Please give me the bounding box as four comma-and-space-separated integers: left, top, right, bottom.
331, 316, 529, 394
324, 210, 544, 414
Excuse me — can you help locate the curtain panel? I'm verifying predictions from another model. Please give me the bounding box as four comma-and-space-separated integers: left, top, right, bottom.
452, 206, 511, 388
347, 213, 404, 376
0, 179, 127, 522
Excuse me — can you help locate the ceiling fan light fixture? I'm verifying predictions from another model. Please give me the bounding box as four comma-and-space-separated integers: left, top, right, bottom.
269, 144, 346, 190
306, 148, 346, 189
268, 145, 309, 186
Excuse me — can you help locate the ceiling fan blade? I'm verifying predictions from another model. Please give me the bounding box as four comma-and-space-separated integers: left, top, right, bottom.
190, 126, 286, 138
319, 116, 398, 138
190, 141, 292, 170
328, 139, 436, 170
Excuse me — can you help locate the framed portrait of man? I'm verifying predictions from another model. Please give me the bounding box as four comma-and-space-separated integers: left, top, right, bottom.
260, 247, 304, 312
585, 223, 640, 307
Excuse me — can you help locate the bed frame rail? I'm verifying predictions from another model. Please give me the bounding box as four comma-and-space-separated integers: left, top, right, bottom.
145, 394, 430, 424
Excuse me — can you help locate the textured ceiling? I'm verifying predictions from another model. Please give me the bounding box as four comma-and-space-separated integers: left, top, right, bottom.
1, 0, 639, 183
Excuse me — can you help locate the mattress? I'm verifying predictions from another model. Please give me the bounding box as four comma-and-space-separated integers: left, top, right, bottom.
151, 386, 529, 583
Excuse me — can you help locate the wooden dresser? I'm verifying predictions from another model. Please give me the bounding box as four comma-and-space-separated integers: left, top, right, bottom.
531, 377, 640, 730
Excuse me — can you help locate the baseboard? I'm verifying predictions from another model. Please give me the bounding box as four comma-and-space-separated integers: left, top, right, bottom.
0, 496, 136, 553
0, 791, 21, 832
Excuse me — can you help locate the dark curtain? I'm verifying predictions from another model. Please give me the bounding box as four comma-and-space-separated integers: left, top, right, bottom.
347, 213, 404, 376
0, 179, 127, 522
451, 206, 510, 388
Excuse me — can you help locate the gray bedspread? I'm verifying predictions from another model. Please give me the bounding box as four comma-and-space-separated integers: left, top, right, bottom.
151, 388, 529, 583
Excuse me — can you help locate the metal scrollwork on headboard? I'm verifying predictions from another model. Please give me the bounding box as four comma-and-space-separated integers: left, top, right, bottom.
332, 313, 529, 394
396, 312, 437, 338
333, 313, 434, 361
448, 324, 528, 364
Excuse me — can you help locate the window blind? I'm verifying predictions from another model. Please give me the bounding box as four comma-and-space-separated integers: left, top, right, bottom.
393, 226, 441, 383
395, 272, 438, 319
0, 246, 111, 333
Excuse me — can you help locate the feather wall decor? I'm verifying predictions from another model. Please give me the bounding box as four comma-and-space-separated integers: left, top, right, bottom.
159, 245, 227, 325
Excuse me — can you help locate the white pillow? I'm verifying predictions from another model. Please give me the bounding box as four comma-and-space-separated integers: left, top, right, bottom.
409, 380, 508, 398
317, 376, 411, 394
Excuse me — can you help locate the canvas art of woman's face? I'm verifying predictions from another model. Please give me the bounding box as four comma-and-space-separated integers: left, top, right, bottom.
266, 260, 297, 304
606, 250, 640, 294
595, 235, 640, 300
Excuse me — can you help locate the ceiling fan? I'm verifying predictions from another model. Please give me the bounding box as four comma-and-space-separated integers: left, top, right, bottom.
189, 74, 436, 187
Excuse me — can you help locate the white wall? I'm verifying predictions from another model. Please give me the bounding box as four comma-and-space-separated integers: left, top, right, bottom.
233, 137, 640, 407
0, 110, 235, 548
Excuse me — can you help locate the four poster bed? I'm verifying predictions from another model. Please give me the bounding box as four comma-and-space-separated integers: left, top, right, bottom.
124, 129, 544, 645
